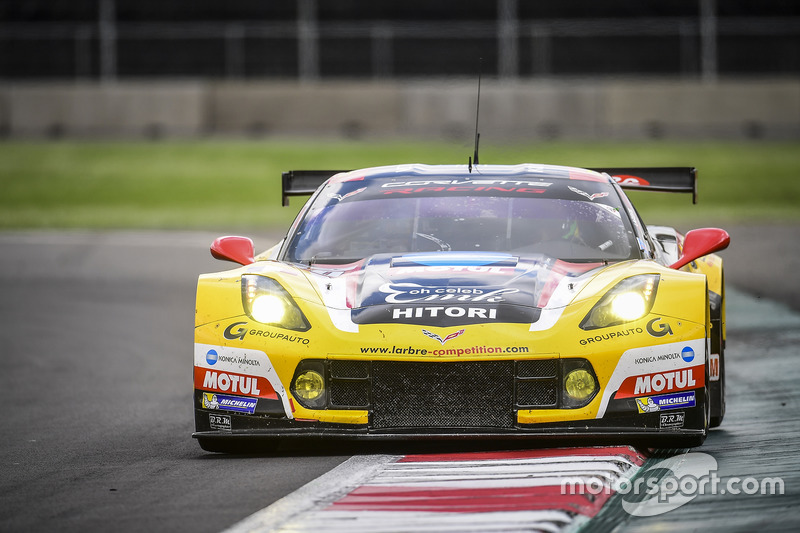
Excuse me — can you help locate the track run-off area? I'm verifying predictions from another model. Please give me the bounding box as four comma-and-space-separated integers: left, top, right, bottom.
1, 226, 799, 532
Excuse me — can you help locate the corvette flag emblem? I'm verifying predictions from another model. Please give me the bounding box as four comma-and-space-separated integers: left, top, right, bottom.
421, 328, 465, 345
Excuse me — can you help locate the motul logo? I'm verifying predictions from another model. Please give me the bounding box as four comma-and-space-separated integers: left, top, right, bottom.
203, 371, 262, 395
193, 366, 280, 400
616, 365, 704, 399
709, 353, 720, 381
194, 367, 279, 400
634, 369, 696, 395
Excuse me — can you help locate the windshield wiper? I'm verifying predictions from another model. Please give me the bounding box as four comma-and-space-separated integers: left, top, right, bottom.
307, 255, 364, 266
415, 232, 451, 251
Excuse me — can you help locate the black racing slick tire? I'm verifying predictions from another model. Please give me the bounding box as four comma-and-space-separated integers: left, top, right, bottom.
709, 280, 726, 428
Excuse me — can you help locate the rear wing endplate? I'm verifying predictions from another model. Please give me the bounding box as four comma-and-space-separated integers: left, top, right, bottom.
591, 167, 698, 204
281, 170, 349, 206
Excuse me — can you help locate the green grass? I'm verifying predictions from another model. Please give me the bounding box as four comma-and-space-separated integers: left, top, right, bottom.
1, 140, 798, 231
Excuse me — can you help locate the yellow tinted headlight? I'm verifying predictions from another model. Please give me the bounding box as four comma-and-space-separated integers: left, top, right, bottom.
580, 274, 659, 330
564, 369, 597, 401
610, 292, 647, 321
241, 275, 310, 331
251, 294, 288, 324
294, 370, 325, 400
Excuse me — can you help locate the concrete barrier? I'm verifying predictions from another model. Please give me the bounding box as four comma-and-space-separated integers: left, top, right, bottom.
602, 79, 800, 139
1, 79, 797, 140
4, 82, 207, 138
402, 81, 605, 140
208, 82, 404, 139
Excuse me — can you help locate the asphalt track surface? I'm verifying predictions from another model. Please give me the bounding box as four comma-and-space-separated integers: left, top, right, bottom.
1, 224, 799, 532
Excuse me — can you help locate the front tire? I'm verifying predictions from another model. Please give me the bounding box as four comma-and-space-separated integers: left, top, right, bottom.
709, 280, 726, 428
668, 383, 709, 449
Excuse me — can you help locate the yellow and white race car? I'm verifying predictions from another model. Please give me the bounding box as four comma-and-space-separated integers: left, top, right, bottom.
193, 164, 729, 452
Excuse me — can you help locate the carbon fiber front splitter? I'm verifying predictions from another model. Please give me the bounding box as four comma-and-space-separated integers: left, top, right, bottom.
193, 410, 707, 450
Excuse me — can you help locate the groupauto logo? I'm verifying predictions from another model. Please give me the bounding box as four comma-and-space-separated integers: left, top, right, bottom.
224, 321, 248, 341
618, 452, 718, 516
646, 317, 673, 338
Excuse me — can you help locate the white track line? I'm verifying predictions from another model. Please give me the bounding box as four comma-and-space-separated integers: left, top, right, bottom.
223, 448, 646, 533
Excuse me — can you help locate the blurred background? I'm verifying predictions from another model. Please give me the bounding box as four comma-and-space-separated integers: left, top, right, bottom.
1, 0, 798, 141
2, 7, 800, 533
1, 1, 798, 232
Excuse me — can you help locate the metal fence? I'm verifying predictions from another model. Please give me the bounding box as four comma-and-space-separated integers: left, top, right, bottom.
2, 0, 799, 81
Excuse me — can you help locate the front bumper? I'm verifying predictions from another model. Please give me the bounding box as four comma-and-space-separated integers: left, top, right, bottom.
192, 407, 707, 449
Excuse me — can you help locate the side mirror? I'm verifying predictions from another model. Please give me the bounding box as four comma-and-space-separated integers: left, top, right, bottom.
669, 228, 730, 270
210, 236, 255, 266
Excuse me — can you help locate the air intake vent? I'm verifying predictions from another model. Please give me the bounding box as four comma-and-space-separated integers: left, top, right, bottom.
329, 360, 370, 409
515, 359, 560, 408
370, 361, 515, 429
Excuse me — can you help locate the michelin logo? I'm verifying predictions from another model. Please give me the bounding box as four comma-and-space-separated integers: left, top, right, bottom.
636, 397, 661, 413
202, 393, 258, 415
636, 391, 696, 413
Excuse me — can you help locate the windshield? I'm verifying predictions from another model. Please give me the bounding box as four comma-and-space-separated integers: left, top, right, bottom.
284, 175, 639, 264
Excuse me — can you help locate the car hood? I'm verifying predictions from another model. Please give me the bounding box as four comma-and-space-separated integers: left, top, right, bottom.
304, 252, 604, 327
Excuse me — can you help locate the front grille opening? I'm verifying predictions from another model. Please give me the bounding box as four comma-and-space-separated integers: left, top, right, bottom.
329, 360, 370, 409
517, 359, 558, 378
304, 357, 582, 424
516, 379, 558, 407
515, 359, 560, 409
329, 380, 370, 408
370, 361, 515, 429
330, 360, 370, 379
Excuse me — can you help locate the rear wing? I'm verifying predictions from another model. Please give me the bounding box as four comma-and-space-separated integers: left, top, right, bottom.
281, 166, 699, 205
591, 167, 698, 204
281, 170, 348, 206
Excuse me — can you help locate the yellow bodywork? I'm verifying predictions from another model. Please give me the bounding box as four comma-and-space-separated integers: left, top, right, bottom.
195, 255, 715, 427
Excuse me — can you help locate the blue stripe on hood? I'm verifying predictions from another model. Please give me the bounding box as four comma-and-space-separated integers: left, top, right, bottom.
391, 252, 518, 268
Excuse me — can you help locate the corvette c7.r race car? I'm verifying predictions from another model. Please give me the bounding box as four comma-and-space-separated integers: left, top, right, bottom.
193, 163, 730, 452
